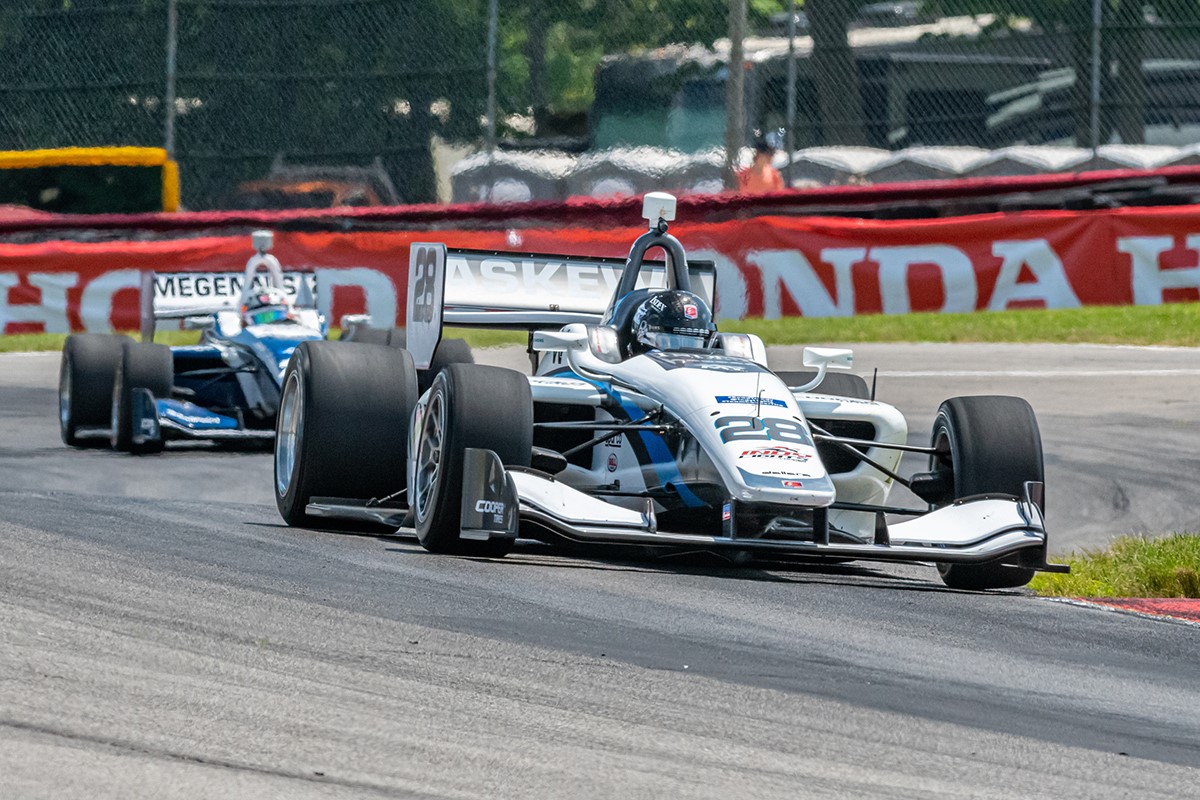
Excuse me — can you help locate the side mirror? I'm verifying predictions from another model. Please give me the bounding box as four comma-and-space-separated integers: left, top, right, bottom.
531, 329, 588, 352
215, 310, 242, 338
711, 332, 769, 367
802, 347, 853, 371
586, 325, 622, 364
340, 313, 372, 332
182, 315, 215, 331
791, 347, 855, 393
295, 308, 325, 333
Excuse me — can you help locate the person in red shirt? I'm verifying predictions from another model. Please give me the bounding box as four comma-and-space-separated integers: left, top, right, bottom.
737, 136, 785, 194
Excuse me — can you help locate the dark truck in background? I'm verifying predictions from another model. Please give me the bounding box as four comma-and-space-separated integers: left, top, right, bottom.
590, 9, 1200, 154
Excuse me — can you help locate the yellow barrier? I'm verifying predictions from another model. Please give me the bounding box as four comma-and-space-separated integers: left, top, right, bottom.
0, 146, 180, 211
161, 158, 180, 212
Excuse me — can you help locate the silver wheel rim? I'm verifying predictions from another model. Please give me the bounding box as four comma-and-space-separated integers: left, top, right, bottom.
275, 370, 302, 496
413, 388, 445, 523
59, 361, 71, 431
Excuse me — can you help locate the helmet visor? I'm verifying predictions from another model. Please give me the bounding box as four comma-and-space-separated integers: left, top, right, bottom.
647, 331, 708, 351
248, 307, 289, 325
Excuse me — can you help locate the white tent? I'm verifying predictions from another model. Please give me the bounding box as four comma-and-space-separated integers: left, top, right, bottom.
865, 146, 991, 183
776, 146, 890, 185
450, 150, 575, 204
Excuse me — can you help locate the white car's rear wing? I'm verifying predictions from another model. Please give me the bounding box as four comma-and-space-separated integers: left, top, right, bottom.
405, 243, 716, 370
139, 230, 318, 341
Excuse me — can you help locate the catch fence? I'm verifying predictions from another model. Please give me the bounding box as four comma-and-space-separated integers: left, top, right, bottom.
2, 1, 1198, 208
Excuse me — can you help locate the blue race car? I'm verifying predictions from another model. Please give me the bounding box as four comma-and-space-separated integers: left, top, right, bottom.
59, 231, 329, 453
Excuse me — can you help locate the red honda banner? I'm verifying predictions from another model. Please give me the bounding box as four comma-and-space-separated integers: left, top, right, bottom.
3, 205, 1200, 333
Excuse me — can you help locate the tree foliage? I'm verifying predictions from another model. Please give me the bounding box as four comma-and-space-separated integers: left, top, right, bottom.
501, 0, 790, 123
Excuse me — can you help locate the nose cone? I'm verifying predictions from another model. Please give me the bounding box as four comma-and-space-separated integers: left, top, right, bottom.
705, 404, 838, 506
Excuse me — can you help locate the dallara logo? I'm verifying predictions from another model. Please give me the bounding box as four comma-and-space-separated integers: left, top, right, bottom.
475, 500, 506, 515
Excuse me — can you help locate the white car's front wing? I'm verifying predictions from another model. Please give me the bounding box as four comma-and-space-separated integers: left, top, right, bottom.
504, 457, 1053, 567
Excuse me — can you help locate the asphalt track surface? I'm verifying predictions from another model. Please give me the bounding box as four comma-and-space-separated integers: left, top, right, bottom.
1, 344, 1198, 798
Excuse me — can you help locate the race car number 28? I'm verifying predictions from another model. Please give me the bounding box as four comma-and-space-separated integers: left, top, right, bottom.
714, 416, 809, 444
410, 246, 439, 324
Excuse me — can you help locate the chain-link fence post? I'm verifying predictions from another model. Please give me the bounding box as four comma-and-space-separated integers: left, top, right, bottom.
1090, 0, 1103, 154
723, 0, 747, 190
484, 0, 499, 202
784, 0, 797, 185
164, 0, 178, 159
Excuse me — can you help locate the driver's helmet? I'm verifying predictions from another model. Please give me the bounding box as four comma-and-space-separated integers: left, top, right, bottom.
240, 287, 293, 326
624, 289, 716, 357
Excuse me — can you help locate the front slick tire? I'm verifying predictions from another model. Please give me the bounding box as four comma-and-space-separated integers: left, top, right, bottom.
930, 395, 1044, 591
111, 341, 172, 454
413, 364, 532, 558
274, 341, 418, 530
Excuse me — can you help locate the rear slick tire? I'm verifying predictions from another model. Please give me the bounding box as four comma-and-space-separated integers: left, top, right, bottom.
274, 340, 419, 530
340, 326, 404, 346
411, 364, 532, 557
339, 327, 474, 395
420, 337, 474, 395
929, 395, 1044, 591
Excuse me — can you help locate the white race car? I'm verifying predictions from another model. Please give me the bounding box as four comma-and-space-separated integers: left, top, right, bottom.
272, 193, 1066, 590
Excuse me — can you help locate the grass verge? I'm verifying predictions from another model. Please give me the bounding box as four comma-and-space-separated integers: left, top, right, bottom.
0, 327, 527, 353
1031, 533, 1200, 598
7, 303, 1200, 353
736, 302, 1200, 347
0, 330, 201, 352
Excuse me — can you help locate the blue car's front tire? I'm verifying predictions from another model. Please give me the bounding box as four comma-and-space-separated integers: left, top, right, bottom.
111, 341, 171, 454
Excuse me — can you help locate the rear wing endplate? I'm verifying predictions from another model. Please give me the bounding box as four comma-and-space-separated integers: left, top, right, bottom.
405, 243, 716, 370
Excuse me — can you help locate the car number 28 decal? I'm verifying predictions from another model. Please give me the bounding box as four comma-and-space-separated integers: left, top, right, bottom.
713, 415, 811, 445
410, 245, 440, 324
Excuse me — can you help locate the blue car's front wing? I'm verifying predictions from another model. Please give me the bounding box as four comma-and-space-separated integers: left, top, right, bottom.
131, 390, 275, 446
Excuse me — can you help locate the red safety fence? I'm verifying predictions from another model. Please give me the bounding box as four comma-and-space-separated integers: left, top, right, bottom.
3, 203, 1200, 333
